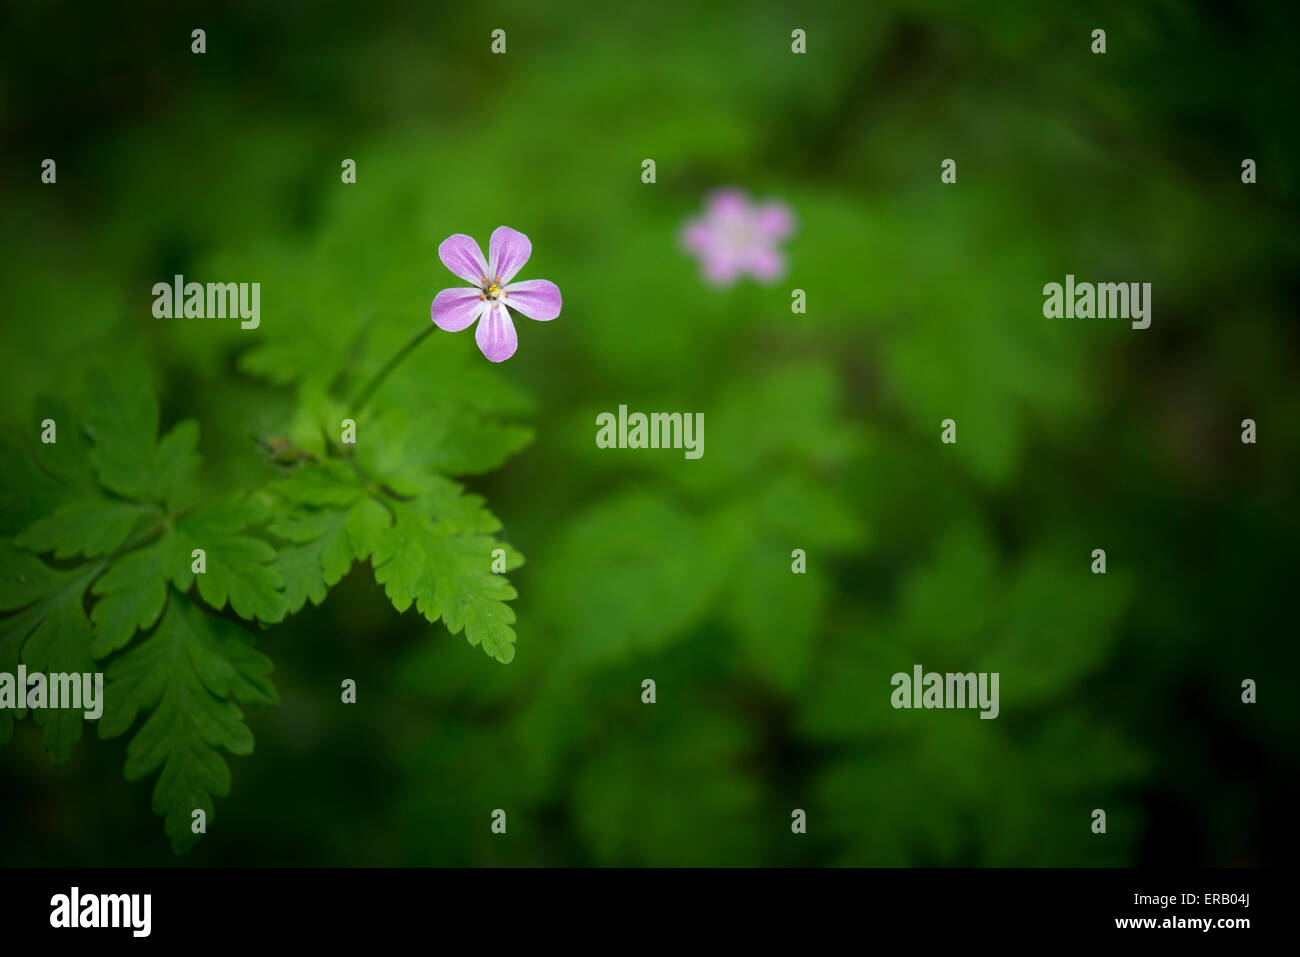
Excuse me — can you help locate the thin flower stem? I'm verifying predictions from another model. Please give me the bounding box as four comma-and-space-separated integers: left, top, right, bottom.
350, 323, 436, 415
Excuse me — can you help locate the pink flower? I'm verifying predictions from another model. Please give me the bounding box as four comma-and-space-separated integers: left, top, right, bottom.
681, 188, 795, 286
431, 226, 562, 362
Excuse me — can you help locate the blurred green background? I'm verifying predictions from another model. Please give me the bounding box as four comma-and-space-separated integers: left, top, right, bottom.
1, 0, 1297, 866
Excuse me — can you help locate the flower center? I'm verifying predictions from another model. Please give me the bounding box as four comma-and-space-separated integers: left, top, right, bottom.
480, 278, 504, 301
722, 219, 758, 250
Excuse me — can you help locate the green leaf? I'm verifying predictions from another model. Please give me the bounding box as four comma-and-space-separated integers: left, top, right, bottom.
269, 457, 521, 661
90, 542, 169, 657
361, 405, 533, 477
345, 495, 392, 562
896, 521, 1000, 652
725, 544, 830, 693
372, 499, 518, 663
15, 497, 157, 559
0, 541, 103, 760
378, 471, 503, 535
83, 375, 199, 507
572, 709, 763, 866
266, 464, 378, 614
743, 473, 869, 551
98, 596, 277, 854
169, 498, 289, 624
270, 500, 386, 614
274, 458, 364, 506
976, 551, 1134, 709
0, 396, 97, 534
537, 491, 727, 666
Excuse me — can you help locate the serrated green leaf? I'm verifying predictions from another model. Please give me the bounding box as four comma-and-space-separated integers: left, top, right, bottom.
83, 375, 199, 507
90, 541, 169, 656
98, 596, 276, 854
0, 541, 103, 761
382, 471, 503, 535
15, 497, 157, 559
345, 496, 392, 562
360, 405, 533, 477
30, 395, 97, 488
272, 506, 356, 614
0, 397, 98, 535
273, 458, 364, 506
169, 498, 288, 623
267, 471, 395, 614
372, 499, 518, 663
0, 437, 72, 536
271, 456, 520, 660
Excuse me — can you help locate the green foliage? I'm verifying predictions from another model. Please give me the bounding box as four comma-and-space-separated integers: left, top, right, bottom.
99, 598, 276, 853
0, 543, 102, 758
0, 363, 528, 851
3, 0, 1294, 867
268, 455, 524, 663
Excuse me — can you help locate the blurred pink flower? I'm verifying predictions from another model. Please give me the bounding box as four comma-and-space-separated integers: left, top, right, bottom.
681, 188, 795, 286
431, 226, 562, 362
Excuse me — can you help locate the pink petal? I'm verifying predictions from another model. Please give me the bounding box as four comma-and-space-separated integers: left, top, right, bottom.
475, 303, 518, 362
439, 233, 489, 285
703, 253, 742, 286
431, 287, 484, 332
756, 202, 794, 240
708, 188, 748, 217
682, 220, 714, 253
747, 247, 786, 281
502, 279, 562, 321
488, 226, 532, 285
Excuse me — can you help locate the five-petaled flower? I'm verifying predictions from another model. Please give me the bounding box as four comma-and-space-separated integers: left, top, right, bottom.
431, 226, 562, 362
681, 188, 795, 286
